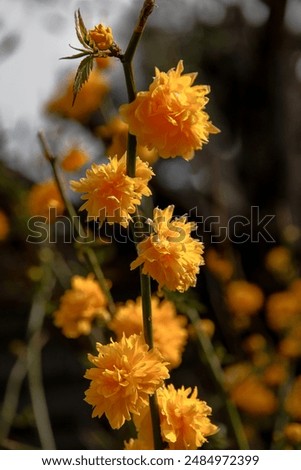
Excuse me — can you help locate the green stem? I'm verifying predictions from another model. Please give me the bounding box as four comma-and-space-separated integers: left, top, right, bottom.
26, 255, 56, 450
121, 0, 163, 450
186, 307, 249, 450
140, 271, 153, 347
271, 362, 296, 449
37, 131, 115, 316
123, 1, 155, 63
0, 355, 27, 444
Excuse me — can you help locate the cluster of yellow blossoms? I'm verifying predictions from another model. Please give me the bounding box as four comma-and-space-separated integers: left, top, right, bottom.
45, 11, 221, 451
84, 334, 218, 449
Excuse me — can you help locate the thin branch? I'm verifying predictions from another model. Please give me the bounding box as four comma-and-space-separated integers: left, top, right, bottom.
26, 256, 56, 450
37, 131, 116, 316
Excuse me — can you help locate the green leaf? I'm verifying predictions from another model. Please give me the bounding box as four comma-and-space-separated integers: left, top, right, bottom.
74, 9, 89, 49
72, 55, 94, 104
60, 52, 88, 60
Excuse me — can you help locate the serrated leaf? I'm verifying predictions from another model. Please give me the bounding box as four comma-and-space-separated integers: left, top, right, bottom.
72, 55, 94, 104
75, 9, 89, 49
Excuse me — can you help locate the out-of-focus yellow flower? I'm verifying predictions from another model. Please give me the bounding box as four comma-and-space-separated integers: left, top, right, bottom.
60, 148, 90, 172
70, 154, 154, 227
95, 56, 112, 69
289, 278, 301, 303
265, 246, 294, 281
205, 248, 233, 282
84, 333, 169, 429
27, 180, 64, 222
97, 116, 159, 164
0, 210, 9, 241
251, 352, 270, 369
131, 205, 204, 292
88, 24, 113, 51
119, 60, 219, 160
46, 69, 109, 123
285, 376, 301, 420
284, 423, 301, 444
131, 384, 218, 450
229, 376, 278, 416
226, 280, 264, 318
53, 274, 109, 338
266, 291, 300, 332
263, 360, 288, 387
188, 318, 215, 340
109, 296, 188, 369
243, 334, 267, 354
279, 323, 301, 358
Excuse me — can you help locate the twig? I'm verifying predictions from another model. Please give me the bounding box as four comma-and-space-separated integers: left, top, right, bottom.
37, 131, 116, 316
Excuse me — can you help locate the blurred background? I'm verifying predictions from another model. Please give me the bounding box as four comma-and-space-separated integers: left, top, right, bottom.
1, 0, 301, 450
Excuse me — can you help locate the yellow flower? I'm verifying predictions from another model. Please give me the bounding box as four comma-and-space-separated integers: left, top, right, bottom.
263, 360, 288, 387
97, 116, 158, 164
289, 278, 301, 303
95, 56, 112, 69
46, 69, 109, 123
88, 24, 113, 51
109, 296, 188, 369
131, 384, 218, 450
188, 318, 215, 340
0, 210, 9, 241
70, 154, 154, 227
265, 246, 294, 280
158, 385, 218, 449
84, 333, 169, 429
119, 60, 219, 160
279, 322, 301, 358
229, 376, 278, 416
60, 148, 89, 172
285, 376, 301, 420
265, 291, 300, 332
27, 180, 64, 222
131, 205, 205, 292
243, 334, 267, 354
284, 423, 301, 444
53, 274, 109, 338
226, 280, 264, 317
205, 248, 233, 282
